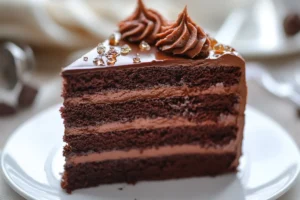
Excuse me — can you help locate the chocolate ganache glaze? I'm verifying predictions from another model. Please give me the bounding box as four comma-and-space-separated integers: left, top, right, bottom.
63, 33, 243, 73
119, 0, 166, 45
156, 6, 210, 58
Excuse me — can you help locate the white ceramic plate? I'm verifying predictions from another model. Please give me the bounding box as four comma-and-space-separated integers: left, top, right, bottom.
1, 104, 300, 200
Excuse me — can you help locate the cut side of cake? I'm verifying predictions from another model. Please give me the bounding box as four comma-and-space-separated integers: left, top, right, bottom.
60, 1, 247, 193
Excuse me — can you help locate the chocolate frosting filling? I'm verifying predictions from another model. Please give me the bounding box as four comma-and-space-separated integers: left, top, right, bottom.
67, 142, 236, 164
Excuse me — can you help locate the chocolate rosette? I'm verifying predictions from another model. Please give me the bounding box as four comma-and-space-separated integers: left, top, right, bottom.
156, 6, 210, 58
119, 0, 166, 44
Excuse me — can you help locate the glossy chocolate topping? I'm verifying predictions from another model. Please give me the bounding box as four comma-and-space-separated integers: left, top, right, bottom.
156, 6, 210, 58
119, 0, 166, 44
62, 33, 244, 74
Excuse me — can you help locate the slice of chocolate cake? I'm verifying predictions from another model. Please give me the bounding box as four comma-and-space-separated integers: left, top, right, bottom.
61, 0, 247, 193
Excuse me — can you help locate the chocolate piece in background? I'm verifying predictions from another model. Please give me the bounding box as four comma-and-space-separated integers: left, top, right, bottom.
283, 13, 300, 36
18, 84, 38, 108
0, 103, 16, 116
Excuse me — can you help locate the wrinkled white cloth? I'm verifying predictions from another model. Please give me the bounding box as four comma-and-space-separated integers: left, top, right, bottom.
0, 0, 242, 49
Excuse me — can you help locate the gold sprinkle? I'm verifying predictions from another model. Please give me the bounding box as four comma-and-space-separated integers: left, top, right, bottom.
106, 55, 117, 65
213, 44, 225, 54
93, 57, 105, 66
133, 53, 141, 63
139, 41, 151, 51
97, 43, 106, 55
107, 46, 120, 57
121, 44, 132, 55
83, 57, 88, 61
109, 34, 119, 46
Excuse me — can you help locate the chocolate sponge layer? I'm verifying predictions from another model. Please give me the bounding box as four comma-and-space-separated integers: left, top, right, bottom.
61, 153, 236, 193
61, 94, 239, 128
62, 65, 241, 98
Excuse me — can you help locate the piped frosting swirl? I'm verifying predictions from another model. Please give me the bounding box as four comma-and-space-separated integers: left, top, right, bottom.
119, 0, 166, 45
156, 6, 210, 58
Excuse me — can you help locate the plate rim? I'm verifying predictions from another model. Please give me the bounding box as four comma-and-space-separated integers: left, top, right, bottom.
1, 104, 300, 200
0, 105, 62, 200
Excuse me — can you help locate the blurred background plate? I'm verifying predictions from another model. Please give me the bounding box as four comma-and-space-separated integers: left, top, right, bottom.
210, 0, 300, 58
228, 0, 300, 58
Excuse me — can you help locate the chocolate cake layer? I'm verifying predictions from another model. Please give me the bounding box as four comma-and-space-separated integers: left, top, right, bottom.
64, 125, 237, 153
62, 153, 236, 193
62, 66, 241, 98
65, 116, 237, 135
61, 94, 239, 127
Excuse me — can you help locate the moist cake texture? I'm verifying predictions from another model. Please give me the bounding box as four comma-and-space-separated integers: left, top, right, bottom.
60, 0, 247, 193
